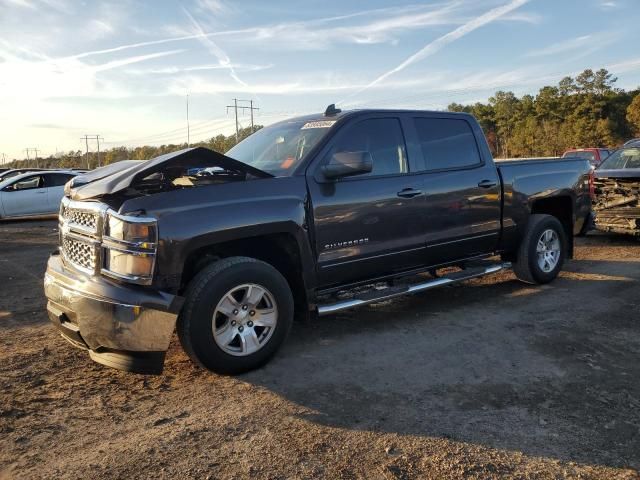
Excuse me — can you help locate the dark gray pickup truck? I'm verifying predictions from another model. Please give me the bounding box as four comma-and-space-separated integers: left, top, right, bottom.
44, 107, 592, 375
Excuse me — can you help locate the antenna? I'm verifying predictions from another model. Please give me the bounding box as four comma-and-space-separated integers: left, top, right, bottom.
324, 104, 342, 116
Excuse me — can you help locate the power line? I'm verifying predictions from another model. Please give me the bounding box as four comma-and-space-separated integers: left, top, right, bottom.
81, 135, 104, 169
226, 99, 259, 142
23, 148, 40, 168
103, 116, 233, 146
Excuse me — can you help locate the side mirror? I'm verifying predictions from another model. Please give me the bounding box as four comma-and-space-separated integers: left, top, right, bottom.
322, 151, 373, 180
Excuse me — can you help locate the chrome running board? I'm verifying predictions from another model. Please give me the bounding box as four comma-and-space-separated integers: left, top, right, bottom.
317, 262, 510, 316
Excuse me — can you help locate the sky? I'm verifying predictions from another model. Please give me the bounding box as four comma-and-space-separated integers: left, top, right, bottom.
1, 0, 640, 161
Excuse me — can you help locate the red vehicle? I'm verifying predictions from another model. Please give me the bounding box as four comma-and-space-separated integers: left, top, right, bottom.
562, 148, 610, 167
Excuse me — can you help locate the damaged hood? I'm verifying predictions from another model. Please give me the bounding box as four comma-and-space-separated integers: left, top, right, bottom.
68, 160, 144, 191
69, 147, 272, 201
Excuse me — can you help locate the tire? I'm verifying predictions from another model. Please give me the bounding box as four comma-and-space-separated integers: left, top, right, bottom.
575, 212, 592, 237
513, 214, 567, 284
177, 256, 294, 375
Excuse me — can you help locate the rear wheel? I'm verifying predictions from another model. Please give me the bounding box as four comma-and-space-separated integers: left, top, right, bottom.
177, 257, 294, 375
513, 214, 566, 284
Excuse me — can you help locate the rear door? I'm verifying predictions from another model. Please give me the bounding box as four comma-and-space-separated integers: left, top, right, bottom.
409, 115, 501, 264
307, 115, 427, 288
0, 174, 46, 217
43, 173, 75, 213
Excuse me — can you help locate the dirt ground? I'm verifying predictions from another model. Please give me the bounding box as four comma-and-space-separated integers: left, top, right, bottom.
1, 219, 639, 480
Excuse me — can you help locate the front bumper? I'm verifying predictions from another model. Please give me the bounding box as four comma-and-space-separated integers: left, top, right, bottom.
44, 253, 183, 374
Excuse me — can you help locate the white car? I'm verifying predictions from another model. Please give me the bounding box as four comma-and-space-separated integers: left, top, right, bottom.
0, 170, 78, 219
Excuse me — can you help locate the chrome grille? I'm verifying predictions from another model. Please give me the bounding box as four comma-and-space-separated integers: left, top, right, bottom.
58, 197, 157, 284
62, 237, 96, 272
68, 209, 98, 230
59, 198, 106, 274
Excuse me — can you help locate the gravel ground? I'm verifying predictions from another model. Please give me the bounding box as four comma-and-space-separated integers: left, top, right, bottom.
1, 219, 639, 480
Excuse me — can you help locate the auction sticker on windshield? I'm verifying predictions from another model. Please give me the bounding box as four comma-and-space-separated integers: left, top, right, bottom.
301, 120, 336, 129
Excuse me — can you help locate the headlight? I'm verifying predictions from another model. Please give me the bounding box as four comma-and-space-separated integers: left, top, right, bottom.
107, 215, 157, 245
102, 212, 157, 284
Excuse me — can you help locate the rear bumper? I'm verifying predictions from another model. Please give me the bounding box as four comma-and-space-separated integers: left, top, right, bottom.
44, 253, 183, 374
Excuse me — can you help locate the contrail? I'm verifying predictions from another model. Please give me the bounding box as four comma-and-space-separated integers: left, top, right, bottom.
339, 0, 531, 104
92, 50, 184, 72
183, 8, 248, 88
64, 4, 453, 62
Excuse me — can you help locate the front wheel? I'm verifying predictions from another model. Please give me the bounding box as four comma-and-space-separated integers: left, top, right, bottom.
177, 257, 294, 375
513, 214, 567, 284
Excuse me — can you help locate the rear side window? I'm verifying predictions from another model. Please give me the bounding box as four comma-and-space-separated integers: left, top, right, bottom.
414, 118, 481, 170
44, 173, 75, 187
327, 118, 408, 177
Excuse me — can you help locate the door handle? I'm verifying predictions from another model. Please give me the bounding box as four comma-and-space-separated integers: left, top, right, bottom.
477, 180, 497, 189
397, 188, 422, 198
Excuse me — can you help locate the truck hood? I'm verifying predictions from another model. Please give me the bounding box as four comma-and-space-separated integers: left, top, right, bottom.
68, 147, 272, 201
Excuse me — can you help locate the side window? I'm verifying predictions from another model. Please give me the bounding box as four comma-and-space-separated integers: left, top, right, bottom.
44, 173, 75, 187
6, 175, 43, 191
414, 118, 482, 171
328, 118, 408, 177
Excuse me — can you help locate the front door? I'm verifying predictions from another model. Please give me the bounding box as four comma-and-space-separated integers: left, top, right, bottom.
1, 174, 46, 217
307, 116, 427, 288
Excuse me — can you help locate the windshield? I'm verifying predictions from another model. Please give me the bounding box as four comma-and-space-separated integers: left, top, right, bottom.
225, 119, 335, 176
563, 150, 596, 162
599, 147, 640, 170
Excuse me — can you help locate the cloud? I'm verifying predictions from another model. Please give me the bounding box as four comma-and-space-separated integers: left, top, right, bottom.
598, 0, 619, 9
526, 35, 593, 57
126, 63, 273, 75
340, 0, 531, 102
0, 42, 183, 101
606, 57, 640, 74
499, 11, 542, 24
525, 32, 620, 60
61, 1, 535, 61
1, 0, 35, 8
195, 0, 228, 15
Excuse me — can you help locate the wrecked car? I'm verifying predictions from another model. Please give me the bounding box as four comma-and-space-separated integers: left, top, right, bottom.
44, 107, 592, 375
593, 140, 640, 236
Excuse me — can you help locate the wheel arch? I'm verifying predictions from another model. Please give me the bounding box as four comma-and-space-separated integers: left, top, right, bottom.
179, 231, 315, 319
530, 196, 574, 258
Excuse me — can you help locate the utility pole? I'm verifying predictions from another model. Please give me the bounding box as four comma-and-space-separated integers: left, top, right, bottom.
96, 137, 101, 168
250, 99, 255, 133
23, 148, 31, 168
32, 148, 40, 168
83, 135, 89, 169
186, 93, 190, 147
226, 99, 259, 143
81, 135, 104, 169
227, 98, 239, 143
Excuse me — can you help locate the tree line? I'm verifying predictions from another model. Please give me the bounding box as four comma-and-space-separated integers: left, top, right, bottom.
5, 68, 640, 169
4, 126, 261, 170
448, 69, 640, 158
